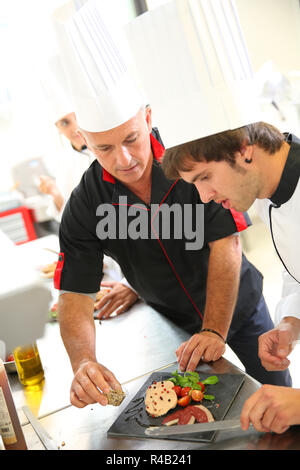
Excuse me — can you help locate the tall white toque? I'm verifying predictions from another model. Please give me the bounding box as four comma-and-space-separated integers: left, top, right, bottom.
53, 0, 146, 132
41, 54, 73, 124
125, 0, 261, 149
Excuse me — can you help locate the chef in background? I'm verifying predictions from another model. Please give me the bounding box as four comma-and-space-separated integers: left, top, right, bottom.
39, 56, 122, 283
39, 111, 94, 221
39, 55, 95, 222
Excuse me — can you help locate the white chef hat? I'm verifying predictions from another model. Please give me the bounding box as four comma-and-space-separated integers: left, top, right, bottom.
125, 0, 262, 149
53, 0, 146, 133
40, 54, 73, 124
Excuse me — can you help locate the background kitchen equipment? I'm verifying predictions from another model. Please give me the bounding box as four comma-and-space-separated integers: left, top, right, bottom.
0, 230, 52, 359
11, 158, 54, 223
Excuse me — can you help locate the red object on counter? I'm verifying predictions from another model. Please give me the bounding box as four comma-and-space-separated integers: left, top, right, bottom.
0, 206, 36, 245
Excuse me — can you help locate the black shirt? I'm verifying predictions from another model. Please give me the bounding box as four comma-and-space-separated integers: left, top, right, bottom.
55, 129, 263, 335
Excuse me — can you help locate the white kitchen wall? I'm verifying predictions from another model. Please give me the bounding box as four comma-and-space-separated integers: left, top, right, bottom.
0, 0, 136, 191
235, 0, 300, 74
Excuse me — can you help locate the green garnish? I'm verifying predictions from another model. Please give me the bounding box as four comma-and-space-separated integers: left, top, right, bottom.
203, 394, 215, 401
202, 375, 219, 385
169, 370, 219, 388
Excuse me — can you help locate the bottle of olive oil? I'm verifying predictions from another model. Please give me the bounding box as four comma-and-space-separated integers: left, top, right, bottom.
0, 359, 27, 450
13, 343, 44, 387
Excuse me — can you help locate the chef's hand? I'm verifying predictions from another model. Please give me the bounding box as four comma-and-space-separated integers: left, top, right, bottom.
95, 281, 138, 319
240, 385, 300, 434
70, 360, 122, 408
258, 317, 300, 371
176, 332, 226, 372
38, 175, 59, 197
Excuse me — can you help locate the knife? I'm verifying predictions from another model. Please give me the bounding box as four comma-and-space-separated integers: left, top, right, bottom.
22, 406, 59, 450
145, 419, 247, 437
121, 361, 178, 386
43, 247, 59, 255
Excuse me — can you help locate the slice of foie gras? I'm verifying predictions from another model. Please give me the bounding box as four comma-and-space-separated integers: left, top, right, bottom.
145, 380, 177, 417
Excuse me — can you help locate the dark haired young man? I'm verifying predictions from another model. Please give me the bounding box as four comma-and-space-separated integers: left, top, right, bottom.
162, 123, 300, 434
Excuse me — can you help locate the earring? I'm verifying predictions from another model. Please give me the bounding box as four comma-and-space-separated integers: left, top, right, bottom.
245, 158, 252, 164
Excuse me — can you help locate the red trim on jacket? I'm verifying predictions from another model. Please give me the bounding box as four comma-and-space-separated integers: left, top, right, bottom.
101, 131, 203, 320
102, 169, 116, 184
150, 133, 165, 161
150, 179, 204, 321
229, 209, 248, 232
53, 253, 65, 290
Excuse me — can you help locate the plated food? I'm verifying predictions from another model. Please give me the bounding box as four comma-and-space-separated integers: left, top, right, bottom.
145, 380, 178, 417
4, 354, 17, 374
107, 371, 244, 443
162, 404, 214, 426
49, 302, 58, 321
145, 371, 219, 427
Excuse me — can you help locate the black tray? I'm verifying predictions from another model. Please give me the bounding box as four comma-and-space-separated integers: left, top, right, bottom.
107, 371, 245, 443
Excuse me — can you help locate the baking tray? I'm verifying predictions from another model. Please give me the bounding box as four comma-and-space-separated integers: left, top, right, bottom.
107, 371, 245, 443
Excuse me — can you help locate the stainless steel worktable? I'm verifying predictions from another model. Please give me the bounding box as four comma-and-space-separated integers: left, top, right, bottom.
18, 356, 300, 451
4, 235, 300, 451
9, 301, 188, 422
5, 300, 300, 451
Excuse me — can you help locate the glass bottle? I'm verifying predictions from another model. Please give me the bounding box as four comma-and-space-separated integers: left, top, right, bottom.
13, 342, 44, 387
0, 359, 27, 450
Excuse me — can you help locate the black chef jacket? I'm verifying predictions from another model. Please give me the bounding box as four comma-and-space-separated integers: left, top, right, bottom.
55, 129, 263, 335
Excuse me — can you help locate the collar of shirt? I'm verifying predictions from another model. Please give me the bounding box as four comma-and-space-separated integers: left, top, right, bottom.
270, 133, 300, 207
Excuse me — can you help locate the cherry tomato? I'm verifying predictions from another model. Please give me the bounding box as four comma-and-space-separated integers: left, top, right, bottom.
177, 395, 191, 407
180, 386, 192, 397
191, 389, 204, 402
172, 385, 182, 397
6, 354, 14, 362
197, 382, 205, 392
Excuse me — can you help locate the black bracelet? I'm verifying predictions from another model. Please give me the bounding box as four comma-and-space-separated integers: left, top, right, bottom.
199, 328, 226, 343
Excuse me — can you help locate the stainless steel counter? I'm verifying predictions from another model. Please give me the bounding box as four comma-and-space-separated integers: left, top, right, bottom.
5, 234, 300, 450
9, 301, 189, 424
18, 357, 300, 451
19, 359, 254, 451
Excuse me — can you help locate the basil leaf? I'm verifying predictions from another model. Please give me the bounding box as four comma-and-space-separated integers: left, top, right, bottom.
203, 394, 215, 401
177, 376, 187, 387
170, 370, 181, 385
184, 371, 199, 380
202, 375, 219, 385
191, 383, 202, 391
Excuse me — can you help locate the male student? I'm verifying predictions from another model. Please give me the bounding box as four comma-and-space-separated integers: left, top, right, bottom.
125, 0, 299, 433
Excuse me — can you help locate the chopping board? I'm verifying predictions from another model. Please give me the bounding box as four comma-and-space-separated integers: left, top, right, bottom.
107, 371, 245, 443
